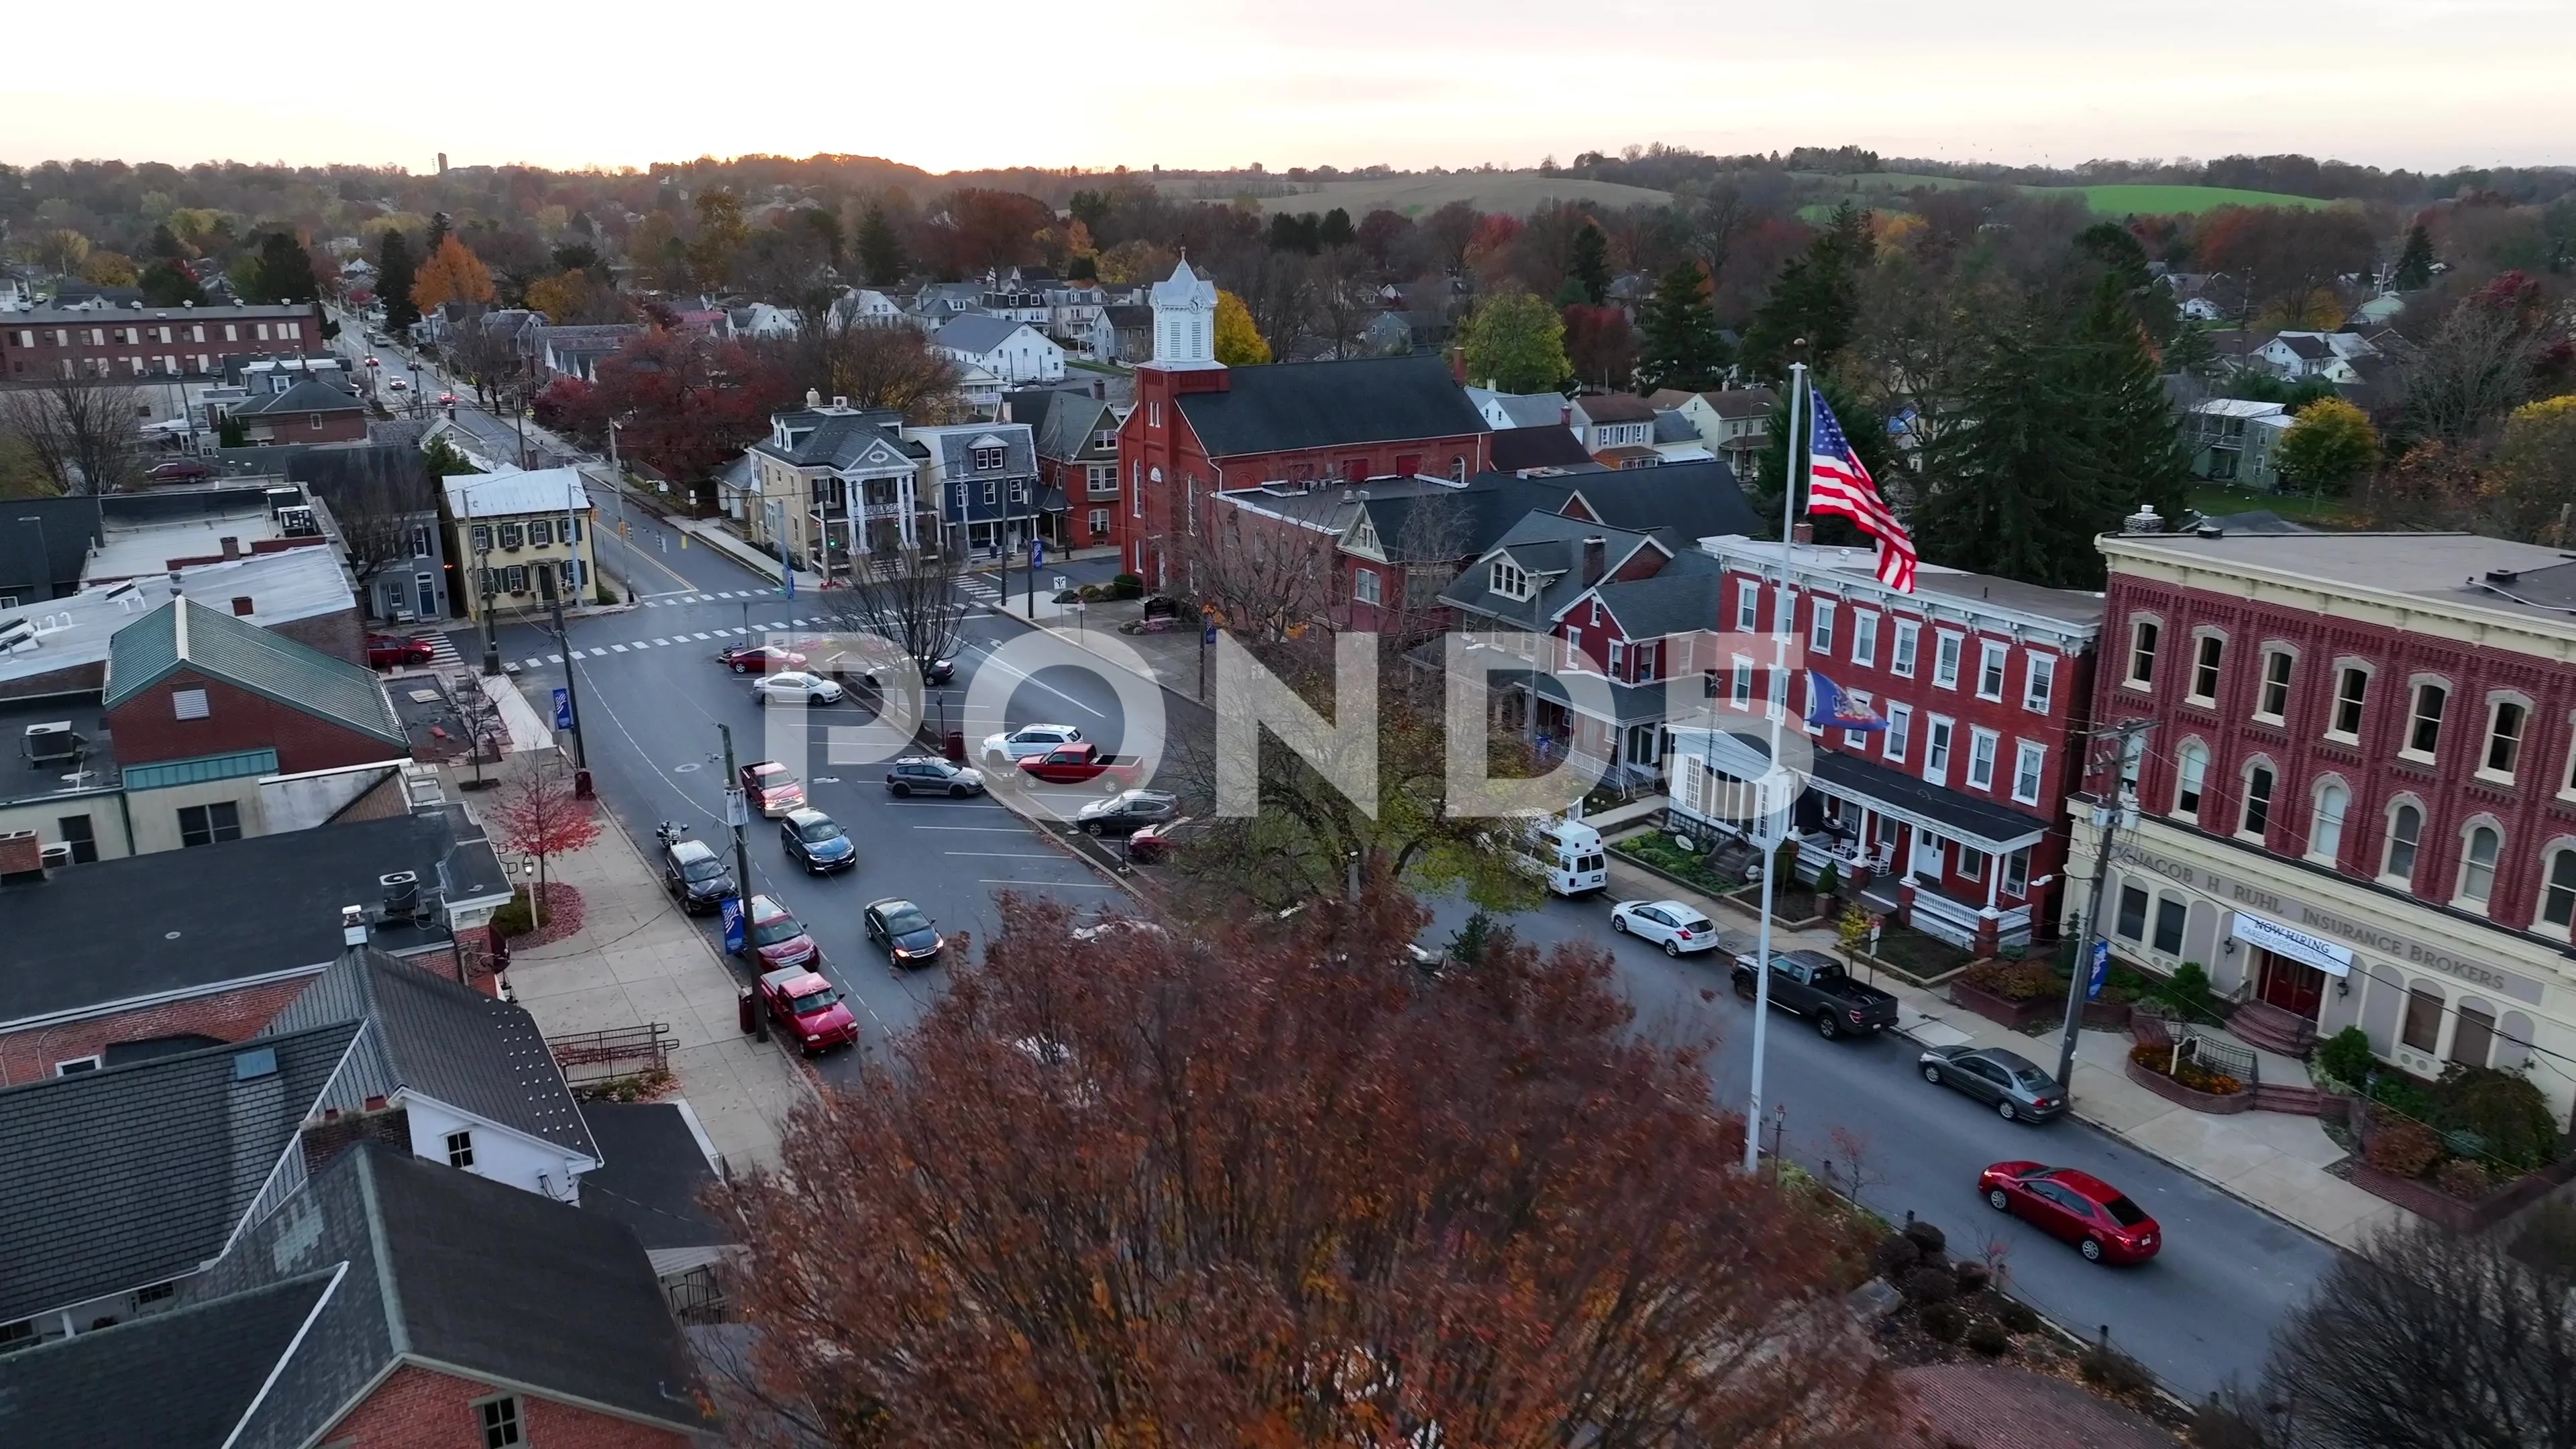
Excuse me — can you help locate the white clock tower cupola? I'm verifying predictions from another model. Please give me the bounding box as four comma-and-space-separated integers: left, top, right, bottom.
1148, 256, 1222, 370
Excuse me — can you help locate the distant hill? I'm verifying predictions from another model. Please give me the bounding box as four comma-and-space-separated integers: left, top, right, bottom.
1243, 174, 1674, 219
1801, 171, 2339, 218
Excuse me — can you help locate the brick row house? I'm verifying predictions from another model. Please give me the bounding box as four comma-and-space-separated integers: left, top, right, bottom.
1114, 260, 1492, 590
1, 303, 327, 382
2067, 526, 2576, 1124
1009, 387, 1126, 551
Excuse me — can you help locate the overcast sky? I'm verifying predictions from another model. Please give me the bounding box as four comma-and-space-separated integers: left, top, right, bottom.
7, 1, 2570, 176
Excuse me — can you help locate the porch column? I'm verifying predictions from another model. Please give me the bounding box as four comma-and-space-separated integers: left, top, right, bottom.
1895, 822, 1919, 928
1853, 806, 1875, 891
898, 476, 918, 549
1976, 854, 2002, 958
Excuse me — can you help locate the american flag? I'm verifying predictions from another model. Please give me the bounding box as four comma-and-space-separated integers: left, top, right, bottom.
1806, 388, 1917, 592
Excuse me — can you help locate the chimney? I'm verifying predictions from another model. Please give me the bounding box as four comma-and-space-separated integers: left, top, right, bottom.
804, 387, 821, 409
1582, 535, 1607, 586
1792, 522, 1814, 545
1447, 344, 1468, 384
219, 536, 240, 559
364, 1094, 388, 1111
0, 828, 42, 878
229, 596, 254, 616
2125, 503, 2165, 534
340, 904, 370, 962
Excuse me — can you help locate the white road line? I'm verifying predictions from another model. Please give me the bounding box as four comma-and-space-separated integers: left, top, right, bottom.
651, 638, 671, 646
965, 651, 1108, 719
692, 631, 712, 640
522, 657, 543, 668
610, 643, 629, 653
644, 600, 660, 606
547, 653, 564, 663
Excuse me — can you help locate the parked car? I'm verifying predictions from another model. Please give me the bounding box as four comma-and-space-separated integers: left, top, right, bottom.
981, 723, 1082, 765
1073, 788, 1178, 837
779, 808, 855, 873
388, 378, 409, 391
1609, 899, 1723, 957
751, 670, 844, 706
755, 965, 858, 1054
660, 835, 735, 914
146, 458, 214, 482
864, 898, 944, 967
735, 894, 821, 971
820, 646, 957, 688
718, 643, 808, 674
1730, 947, 1900, 1039
365, 633, 436, 669
739, 761, 804, 818
1920, 1045, 2067, 1122
885, 757, 984, 797
1017, 742, 1148, 790
1124, 815, 1196, 864
1978, 1162, 2161, 1264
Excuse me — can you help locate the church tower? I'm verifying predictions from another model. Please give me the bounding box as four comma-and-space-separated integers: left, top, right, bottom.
1147, 258, 1221, 370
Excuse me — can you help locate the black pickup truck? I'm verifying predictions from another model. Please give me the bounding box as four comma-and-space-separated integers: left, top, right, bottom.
1731, 948, 1900, 1040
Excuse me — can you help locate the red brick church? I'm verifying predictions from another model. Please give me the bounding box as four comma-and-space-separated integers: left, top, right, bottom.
1112, 260, 1492, 587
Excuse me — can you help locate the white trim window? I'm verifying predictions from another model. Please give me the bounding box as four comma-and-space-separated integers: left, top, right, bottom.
2238, 759, 2275, 841
1884, 702, 1913, 762
1843, 690, 1875, 748
1811, 599, 1837, 657
2012, 741, 2045, 806
2172, 741, 2208, 820
1489, 559, 1529, 599
1850, 610, 1878, 667
2255, 648, 2294, 723
2540, 847, 2576, 936
1731, 656, 1754, 707
2456, 822, 2502, 912
1933, 631, 1963, 689
2023, 653, 2055, 714
2404, 679, 2449, 761
2308, 779, 2349, 865
2125, 616, 2159, 688
1353, 569, 1381, 605
2481, 695, 2529, 782
1966, 727, 1999, 791
1924, 716, 1954, 784
2382, 800, 2424, 885
1892, 620, 1919, 678
1735, 580, 1759, 632
1976, 640, 2008, 702
2188, 631, 2225, 706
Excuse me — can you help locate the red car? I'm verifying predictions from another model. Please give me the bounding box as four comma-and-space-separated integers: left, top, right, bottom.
1016, 741, 1148, 789
737, 894, 820, 970
755, 965, 857, 1053
366, 633, 437, 669
719, 643, 808, 674
147, 459, 215, 482
739, 761, 805, 818
1978, 1161, 2162, 1265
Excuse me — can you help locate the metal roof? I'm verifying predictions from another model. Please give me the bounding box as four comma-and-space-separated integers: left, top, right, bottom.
440, 466, 591, 519
104, 596, 407, 751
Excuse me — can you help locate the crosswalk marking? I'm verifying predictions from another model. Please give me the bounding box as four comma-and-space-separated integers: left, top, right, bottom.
610, 643, 629, 652
547, 653, 564, 663
521, 657, 543, 668
692, 631, 712, 640
651, 637, 670, 646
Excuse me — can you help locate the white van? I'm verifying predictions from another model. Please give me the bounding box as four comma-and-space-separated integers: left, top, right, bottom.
1515, 818, 1608, 896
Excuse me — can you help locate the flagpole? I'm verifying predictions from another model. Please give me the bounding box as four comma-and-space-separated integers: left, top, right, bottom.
1745, 357, 1806, 1173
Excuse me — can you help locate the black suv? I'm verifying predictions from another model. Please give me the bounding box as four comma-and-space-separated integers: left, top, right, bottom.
661, 836, 737, 913
885, 757, 985, 798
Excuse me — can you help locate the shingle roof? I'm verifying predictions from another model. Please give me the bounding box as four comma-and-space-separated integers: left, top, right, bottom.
1441, 513, 1667, 630
205, 1145, 713, 1447
1572, 393, 1656, 424
1553, 460, 1762, 547
266, 949, 598, 1161
750, 409, 918, 471
0, 1271, 337, 1449
0, 806, 506, 1029
1466, 387, 1568, 429
1582, 549, 1725, 639
1489, 426, 1597, 472
1174, 355, 1489, 458
933, 312, 1037, 356
233, 376, 365, 417
578, 1103, 731, 1250
104, 596, 407, 751
0, 1023, 361, 1324
1699, 386, 1779, 421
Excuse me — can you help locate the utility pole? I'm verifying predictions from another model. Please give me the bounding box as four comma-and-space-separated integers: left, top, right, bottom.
2055, 719, 2153, 1087
541, 566, 588, 779
718, 722, 763, 1041
467, 485, 501, 677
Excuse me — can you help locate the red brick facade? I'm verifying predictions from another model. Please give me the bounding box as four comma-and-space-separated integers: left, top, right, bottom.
317, 1363, 698, 1449
2103, 576, 2576, 935
0, 971, 318, 1084
0, 304, 327, 382
107, 667, 396, 775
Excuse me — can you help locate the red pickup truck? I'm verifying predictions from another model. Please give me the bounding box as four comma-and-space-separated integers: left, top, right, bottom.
739, 761, 806, 817
1016, 742, 1148, 789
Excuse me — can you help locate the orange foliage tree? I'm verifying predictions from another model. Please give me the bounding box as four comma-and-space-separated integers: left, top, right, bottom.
719, 889, 1890, 1447
411, 235, 496, 313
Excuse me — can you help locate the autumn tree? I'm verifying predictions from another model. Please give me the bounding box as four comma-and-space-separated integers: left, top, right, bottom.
722, 886, 1892, 1448
1561, 303, 1639, 391
923, 188, 1050, 277
1636, 258, 1729, 392
2404, 278, 2546, 445
411, 235, 495, 313
2273, 397, 2379, 494
1168, 497, 1341, 645
0, 375, 144, 494
523, 268, 626, 326
2357, 439, 2483, 531
1460, 287, 1570, 393
1214, 288, 1272, 366
488, 756, 602, 932
2485, 395, 2576, 543
2192, 204, 2377, 327
687, 189, 750, 292
758, 315, 966, 423
378, 229, 419, 335
33, 228, 89, 275
580, 330, 800, 482
80, 251, 139, 287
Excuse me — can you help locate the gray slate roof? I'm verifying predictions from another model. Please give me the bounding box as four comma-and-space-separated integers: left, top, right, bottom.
1551, 460, 1762, 548
751, 409, 920, 472
578, 1102, 731, 1250
918, 423, 1037, 478
933, 312, 1038, 356
0, 1272, 337, 1449
1581, 549, 1727, 639
1441, 513, 1667, 630
104, 596, 407, 751
1173, 354, 1489, 459
266, 949, 598, 1160
234, 377, 364, 417
197, 1145, 712, 1447
0, 1024, 361, 1324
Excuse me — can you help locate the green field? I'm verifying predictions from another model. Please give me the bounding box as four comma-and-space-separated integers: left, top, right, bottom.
1244, 174, 1676, 219
1797, 170, 2336, 218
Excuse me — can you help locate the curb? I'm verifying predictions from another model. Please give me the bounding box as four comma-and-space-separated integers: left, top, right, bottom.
980, 602, 1208, 714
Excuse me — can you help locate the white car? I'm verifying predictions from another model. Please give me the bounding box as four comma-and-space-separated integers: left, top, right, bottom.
751, 671, 845, 706
1609, 899, 1723, 957
980, 723, 1082, 764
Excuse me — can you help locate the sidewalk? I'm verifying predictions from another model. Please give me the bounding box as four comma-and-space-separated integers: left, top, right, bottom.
1605, 849, 2409, 1250
667, 516, 826, 594
468, 756, 816, 1173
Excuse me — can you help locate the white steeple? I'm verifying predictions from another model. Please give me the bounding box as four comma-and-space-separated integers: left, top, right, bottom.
1148, 256, 1221, 370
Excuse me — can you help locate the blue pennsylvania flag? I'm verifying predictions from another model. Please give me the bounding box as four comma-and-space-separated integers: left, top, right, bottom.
1805, 672, 1887, 732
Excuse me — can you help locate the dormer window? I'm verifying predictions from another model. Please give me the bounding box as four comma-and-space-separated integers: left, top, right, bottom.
1489, 560, 1530, 600
973, 445, 1005, 472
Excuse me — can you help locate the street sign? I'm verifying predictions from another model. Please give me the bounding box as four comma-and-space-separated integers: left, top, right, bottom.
720, 897, 746, 954
1029, 537, 1046, 570
1203, 623, 1219, 645
2086, 938, 2110, 1001
551, 688, 572, 731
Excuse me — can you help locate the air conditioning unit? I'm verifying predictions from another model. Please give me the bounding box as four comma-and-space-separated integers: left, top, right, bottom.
38, 843, 73, 868
379, 870, 421, 922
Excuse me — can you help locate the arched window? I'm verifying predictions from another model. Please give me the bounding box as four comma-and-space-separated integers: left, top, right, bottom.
2457, 823, 2502, 910
2308, 780, 2348, 865
2383, 802, 2423, 884
2542, 848, 2576, 932
2173, 742, 2208, 820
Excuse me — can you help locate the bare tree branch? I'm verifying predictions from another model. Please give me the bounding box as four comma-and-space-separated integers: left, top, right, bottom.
1, 374, 145, 494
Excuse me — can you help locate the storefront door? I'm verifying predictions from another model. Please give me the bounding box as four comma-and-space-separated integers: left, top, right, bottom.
2255, 949, 2326, 1019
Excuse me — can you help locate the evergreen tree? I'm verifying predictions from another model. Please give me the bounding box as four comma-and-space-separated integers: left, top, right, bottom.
1635, 260, 1729, 393
1741, 204, 1871, 375
1319, 207, 1356, 250
2066, 274, 2192, 528
378, 229, 419, 335
1568, 221, 1611, 305
1914, 327, 2118, 588
2394, 223, 2436, 290
138, 259, 205, 307
242, 232, 317, 304
148, 223, 185, 260
424, 211, 451, 256
856, 203, 904, 286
